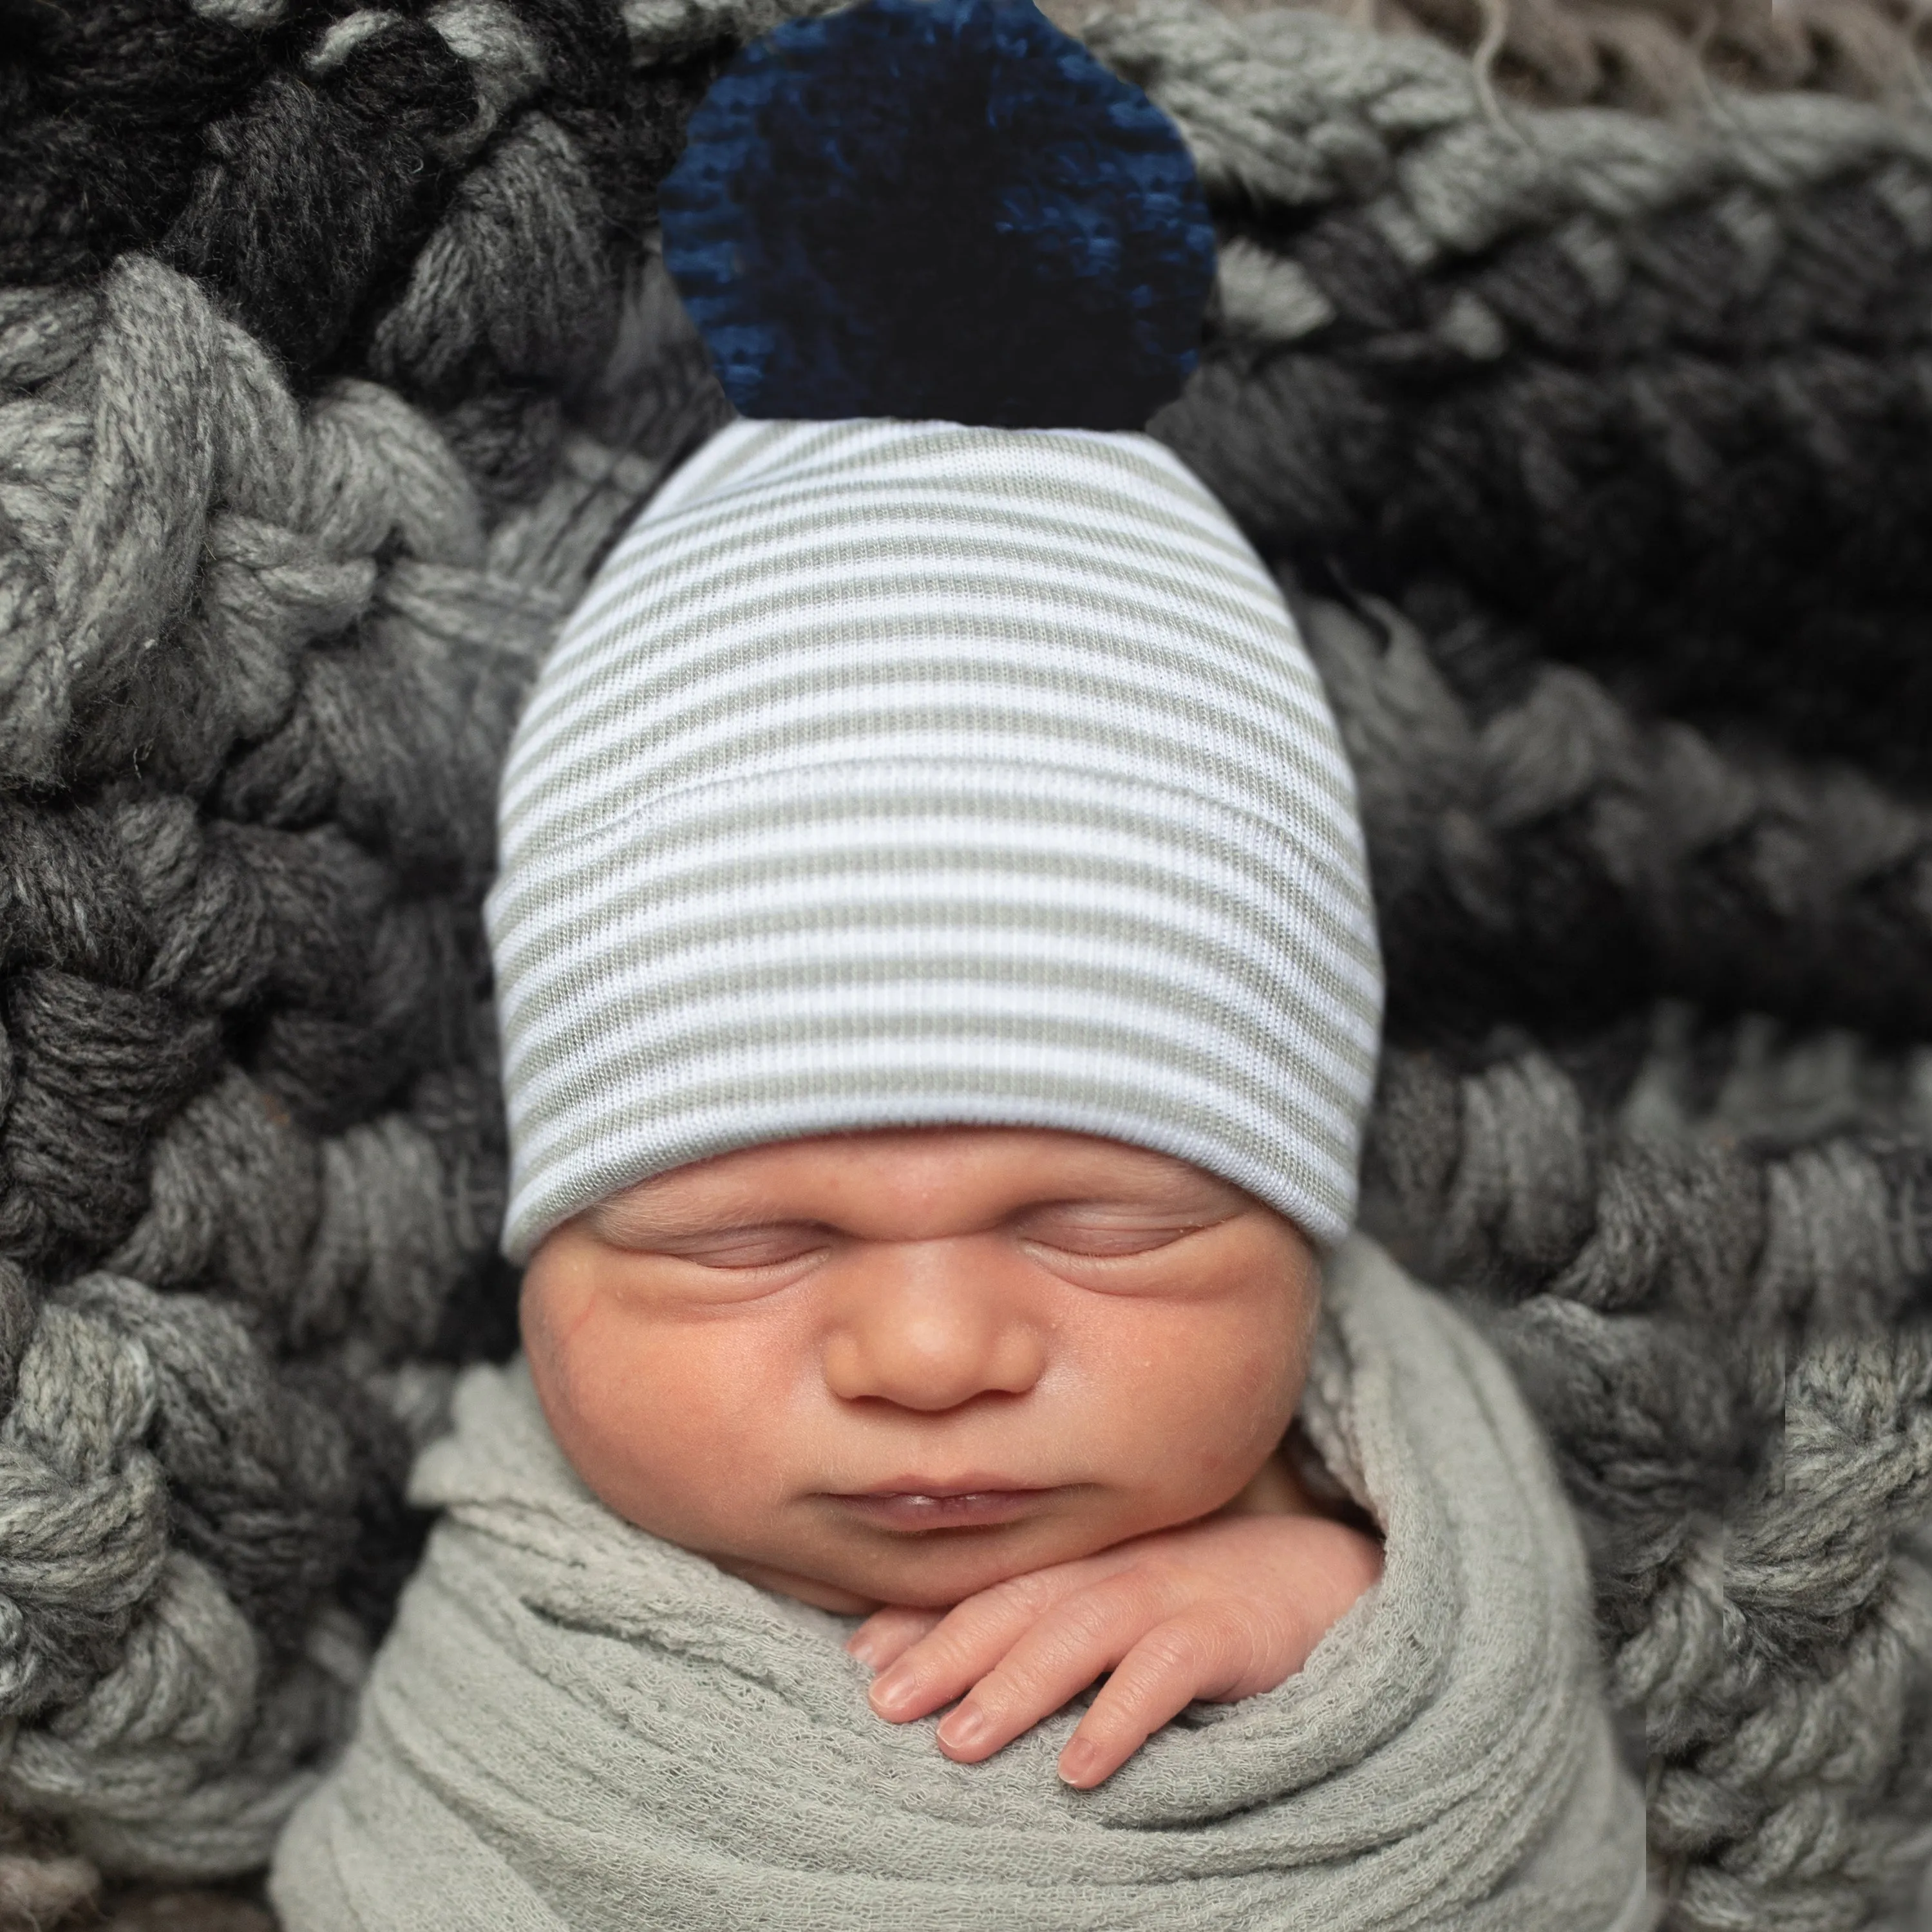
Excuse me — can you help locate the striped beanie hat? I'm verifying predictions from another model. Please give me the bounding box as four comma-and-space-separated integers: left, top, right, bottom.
484, 0, 1384, 1263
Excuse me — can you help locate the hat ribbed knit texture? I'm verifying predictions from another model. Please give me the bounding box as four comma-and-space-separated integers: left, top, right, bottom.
488, 418, 1382, 1260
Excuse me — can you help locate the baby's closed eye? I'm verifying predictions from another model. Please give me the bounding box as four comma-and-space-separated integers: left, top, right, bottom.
1014, 1208, 1218, 1258
654, 1225, 831, 1271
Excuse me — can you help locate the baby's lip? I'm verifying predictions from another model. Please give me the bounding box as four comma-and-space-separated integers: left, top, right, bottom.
824, 1481, 1056, 1532
844, 1475, 1041, 1499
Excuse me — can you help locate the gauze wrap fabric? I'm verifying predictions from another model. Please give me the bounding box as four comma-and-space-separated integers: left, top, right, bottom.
269, 1238, 1652, 1931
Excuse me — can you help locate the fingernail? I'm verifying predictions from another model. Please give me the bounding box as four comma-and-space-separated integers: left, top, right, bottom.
869, 1665, 918, 1716
937, 1705, 988, 1752
846, 1634, 880, 1669
1059, 1739, 1101, 1787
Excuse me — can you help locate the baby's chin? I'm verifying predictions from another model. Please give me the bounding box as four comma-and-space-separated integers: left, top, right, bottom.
705, 1499, 1176, 1615
710, 1553, 891, 1615
715, 1539, 1062, 1615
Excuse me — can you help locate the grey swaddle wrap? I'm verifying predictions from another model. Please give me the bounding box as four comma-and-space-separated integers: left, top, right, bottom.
270, 1238, 1651, 1931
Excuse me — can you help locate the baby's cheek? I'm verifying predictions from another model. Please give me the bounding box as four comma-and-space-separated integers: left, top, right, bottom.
1111, 1293, 1309, 1504
1226, 1313, 1310, 1435
533, 1300, 794, 1551
1181, 1361, 1296, 1494
1220, 1258, 1318, 1438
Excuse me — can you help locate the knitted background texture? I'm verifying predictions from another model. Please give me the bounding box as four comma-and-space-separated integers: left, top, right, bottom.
1274, 0, 1932, 114
5, 0, 1932, 1926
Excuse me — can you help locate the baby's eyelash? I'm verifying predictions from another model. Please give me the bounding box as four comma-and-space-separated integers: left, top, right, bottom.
665, 1227, 827, 1267
1021, 1224, 1201, 1256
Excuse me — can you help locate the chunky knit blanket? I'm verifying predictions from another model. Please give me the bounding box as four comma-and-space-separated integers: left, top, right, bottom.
269, 1238, 1648, 1932
7, 0, 1932, 1926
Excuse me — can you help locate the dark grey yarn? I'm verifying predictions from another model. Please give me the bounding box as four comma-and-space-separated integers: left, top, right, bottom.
1095, 4, 1932, 1923
8, 0, 1932, 1926
1, 0, 737, 1904
1358, 1026, 1932, 1929
1109, 0, 1932, 790
1290, 589, 1932, 1048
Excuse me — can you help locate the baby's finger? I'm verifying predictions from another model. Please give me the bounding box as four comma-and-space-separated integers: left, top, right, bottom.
1057, 1608, 1260, 1789
929, 1569, 1172, 1763
847, 1605, 944, 1672
866, 1560, 1113, 1724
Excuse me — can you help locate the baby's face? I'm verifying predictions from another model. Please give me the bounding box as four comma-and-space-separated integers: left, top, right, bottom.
521, 1128, 1320, 1613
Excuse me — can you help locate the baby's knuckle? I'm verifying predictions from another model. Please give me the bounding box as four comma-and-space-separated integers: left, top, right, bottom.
990, 1569, 1061, 1618
1105, 1564, 1178, 1618
947, 1580, 1040, 1648
1180, 1602, 1278, 1678
1217, 1598, 1282, 1657
1129, 1552, 1220, 1619
1054, 1591, 1128, 1650
1133, 1621, 1211, 1677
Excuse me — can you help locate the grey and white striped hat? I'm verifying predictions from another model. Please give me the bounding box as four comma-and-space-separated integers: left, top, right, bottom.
487, 417, 1383, 1262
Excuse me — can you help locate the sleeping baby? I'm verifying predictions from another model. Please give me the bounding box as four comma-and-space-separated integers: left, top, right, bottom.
270, 3, 1651, 1924
270, 414, 1647, 1930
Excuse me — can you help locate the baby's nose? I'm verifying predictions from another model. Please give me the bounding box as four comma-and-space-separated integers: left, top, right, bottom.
820, 1243, 1046, 1412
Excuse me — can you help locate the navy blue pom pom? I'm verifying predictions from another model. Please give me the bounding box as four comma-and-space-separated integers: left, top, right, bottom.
658, 0, 1217, 430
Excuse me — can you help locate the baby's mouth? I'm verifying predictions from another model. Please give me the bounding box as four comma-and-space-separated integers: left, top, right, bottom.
827, 1482, 1054, 1532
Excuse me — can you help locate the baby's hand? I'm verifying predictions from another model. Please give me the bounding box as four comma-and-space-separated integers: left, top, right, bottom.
847, 1509, 1382, 1788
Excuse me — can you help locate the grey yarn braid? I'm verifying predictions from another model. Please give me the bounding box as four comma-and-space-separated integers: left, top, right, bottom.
1361, 1025, 1932, 1927
1106, 0, 1932, 788
1282, 0, 1932, 115
0, 255, 614, 1879
1292, 589, 1932, 1046
1085, 5, 1932, 1921
2, 0, 739, 1902
9, 0, 1932, 1925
